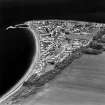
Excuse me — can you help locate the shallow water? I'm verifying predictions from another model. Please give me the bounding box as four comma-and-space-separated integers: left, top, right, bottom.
22, 53, 105, 105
